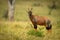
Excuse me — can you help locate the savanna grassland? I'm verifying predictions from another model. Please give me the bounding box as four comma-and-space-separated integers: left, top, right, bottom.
0, 0, 60, 40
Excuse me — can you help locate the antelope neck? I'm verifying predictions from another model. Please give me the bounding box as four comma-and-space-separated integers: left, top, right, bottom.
29, 13, 33, 19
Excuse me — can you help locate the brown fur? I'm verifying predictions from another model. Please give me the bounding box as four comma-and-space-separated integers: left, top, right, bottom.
28, 9, 52, 30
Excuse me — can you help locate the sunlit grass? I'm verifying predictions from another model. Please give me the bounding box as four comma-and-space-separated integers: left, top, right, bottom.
0, 0, 60, 40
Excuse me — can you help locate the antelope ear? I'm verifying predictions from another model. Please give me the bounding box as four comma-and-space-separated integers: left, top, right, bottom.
31, 8, 33, 10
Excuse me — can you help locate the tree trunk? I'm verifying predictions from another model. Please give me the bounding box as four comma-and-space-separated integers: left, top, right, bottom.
8, 0, 15, 21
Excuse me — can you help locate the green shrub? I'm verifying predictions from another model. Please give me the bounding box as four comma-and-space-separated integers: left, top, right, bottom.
27, 29, 44, 37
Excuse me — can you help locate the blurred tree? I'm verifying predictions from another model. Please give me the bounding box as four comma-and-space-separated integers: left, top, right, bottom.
8, 0, 15, 21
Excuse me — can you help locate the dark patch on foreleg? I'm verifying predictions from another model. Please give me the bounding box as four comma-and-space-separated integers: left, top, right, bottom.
34, 24, 37, 30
